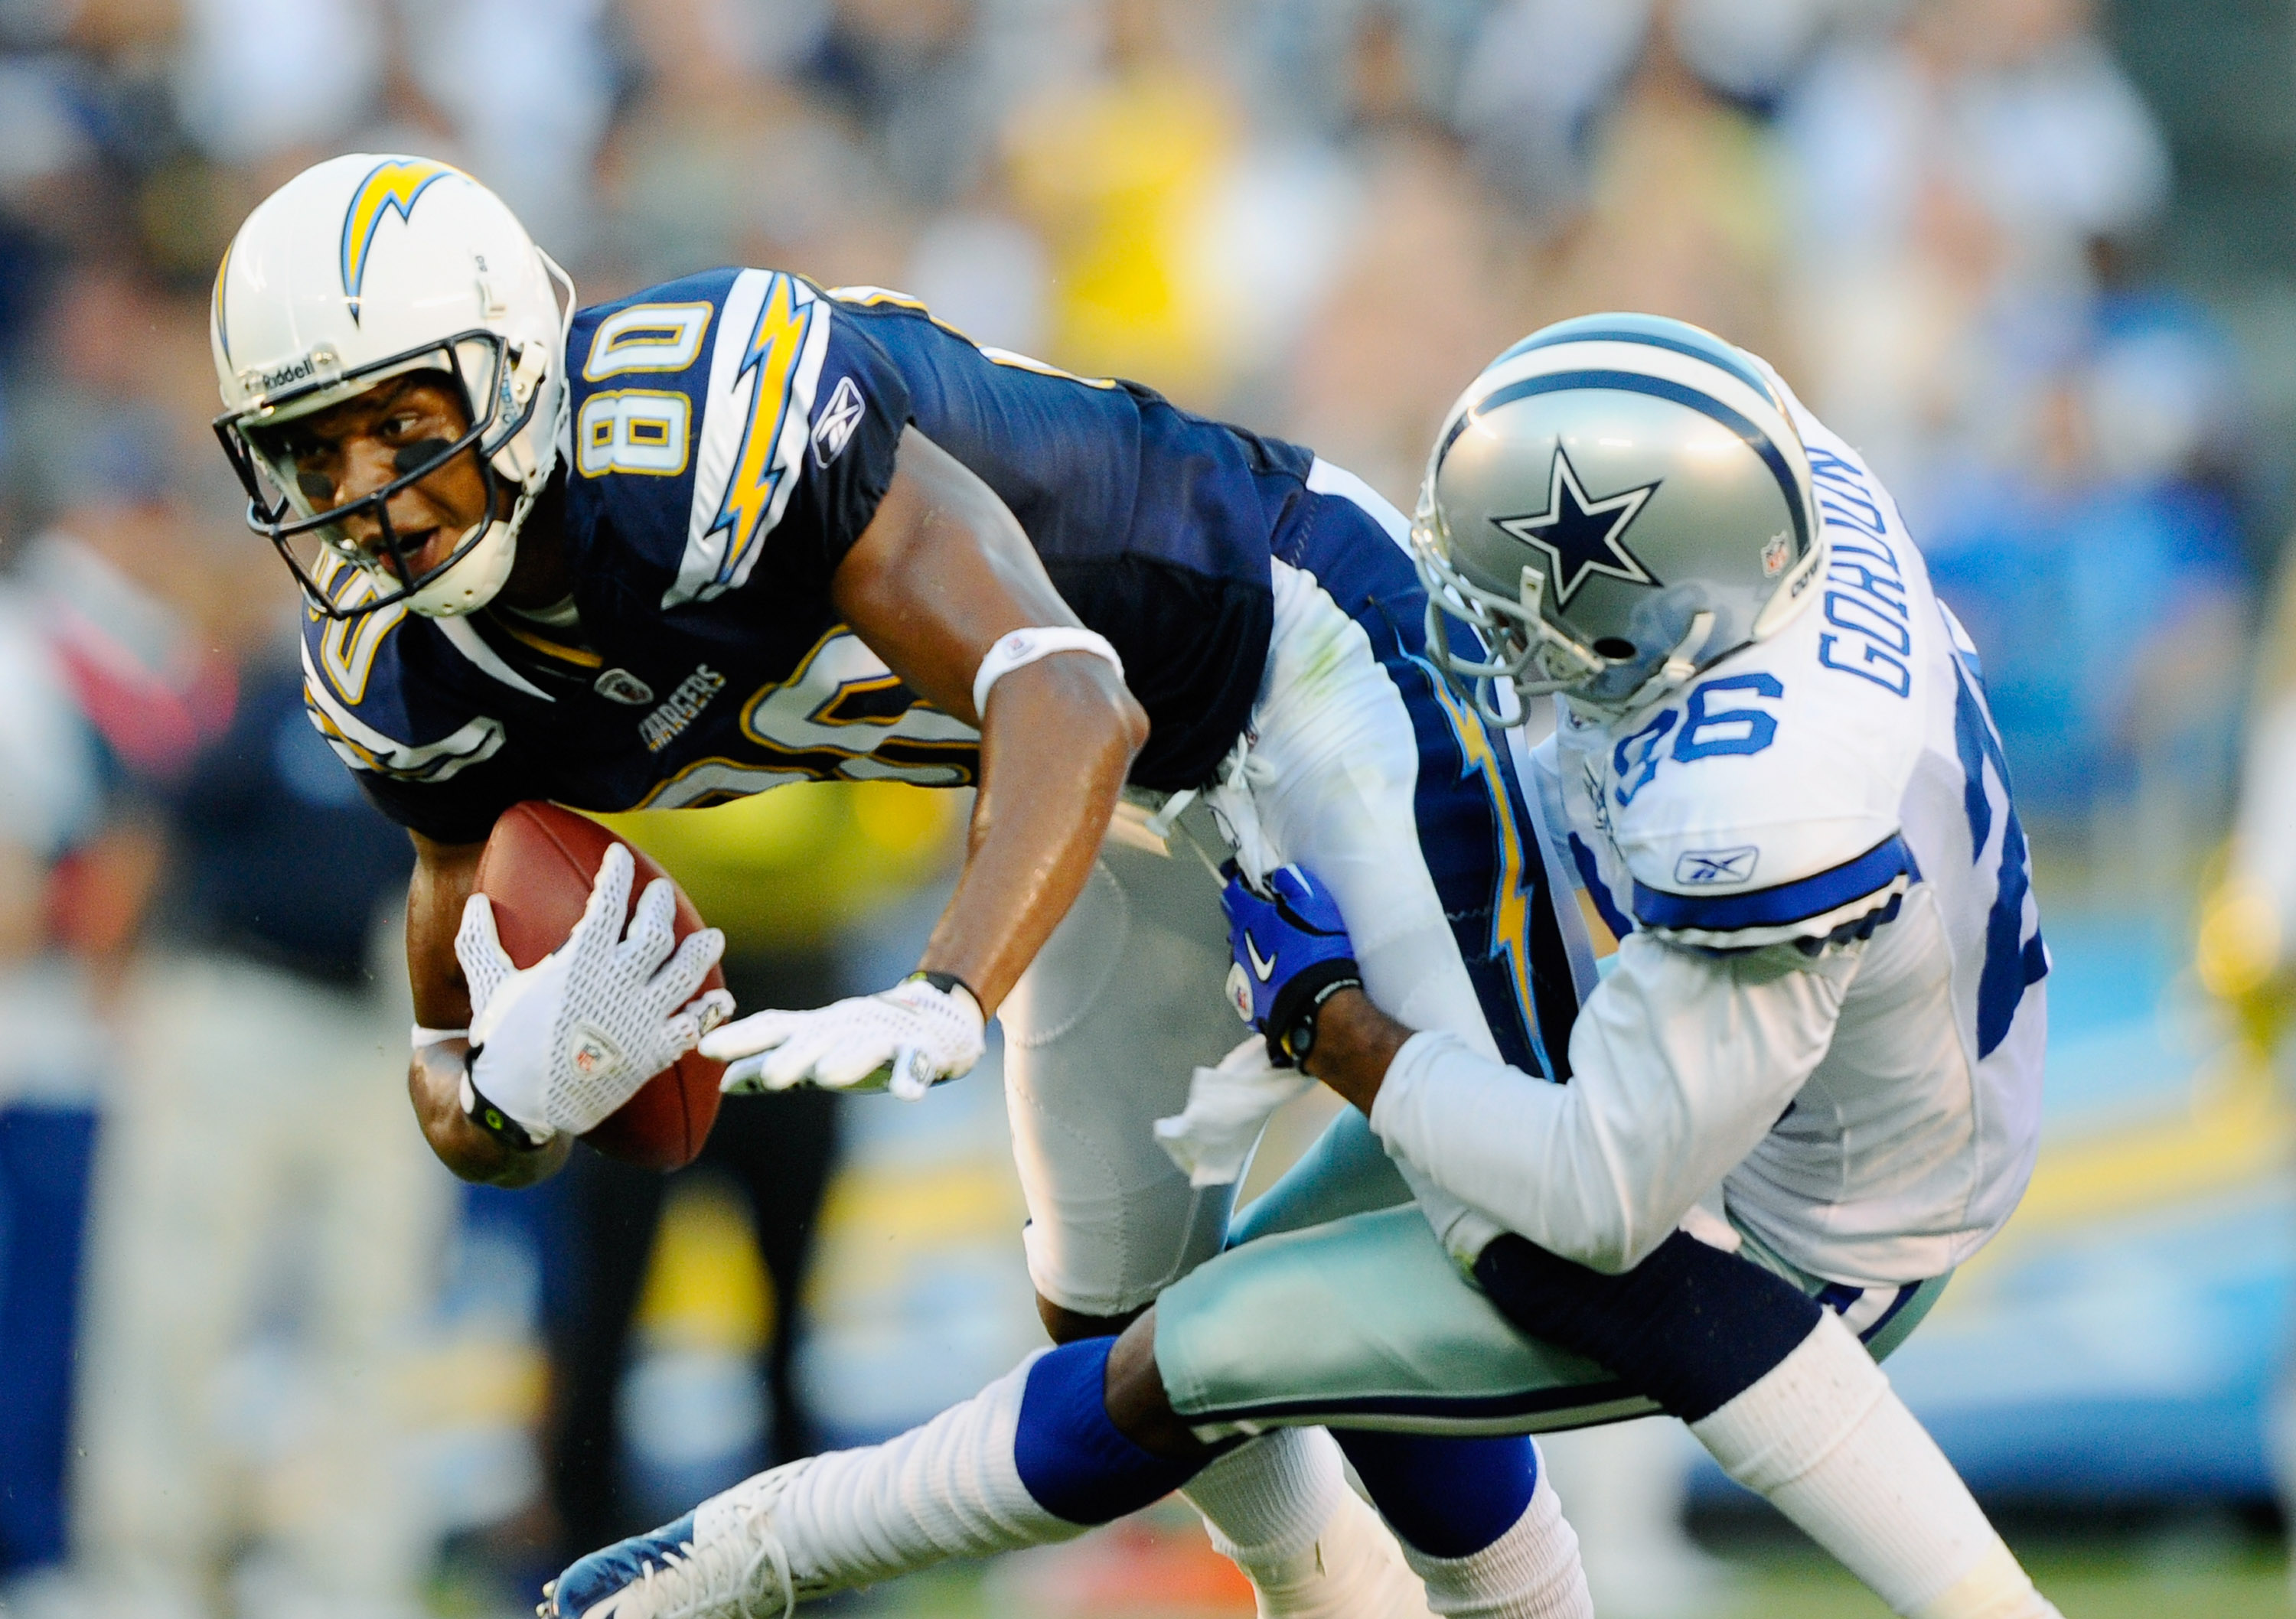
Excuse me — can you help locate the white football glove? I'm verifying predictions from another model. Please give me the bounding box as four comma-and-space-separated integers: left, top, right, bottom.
456, 842, 735, 1138
702, 976, 985, 1102
1153, 1035, 1313, 1187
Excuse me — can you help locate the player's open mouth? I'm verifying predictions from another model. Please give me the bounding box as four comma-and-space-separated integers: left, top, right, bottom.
378, 526, 445, 580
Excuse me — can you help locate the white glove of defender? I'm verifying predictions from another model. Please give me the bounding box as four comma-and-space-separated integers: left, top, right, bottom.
456, 843, 735, 1138
1153, 1035, 1313, 1187
703, 976, 985, 1102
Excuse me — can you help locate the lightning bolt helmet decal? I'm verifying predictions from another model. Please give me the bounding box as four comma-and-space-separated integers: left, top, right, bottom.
339, 158, 461, 321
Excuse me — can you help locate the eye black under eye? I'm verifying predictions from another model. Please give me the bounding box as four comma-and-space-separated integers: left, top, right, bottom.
297, 471, 333, 502
393, 439, 455, 477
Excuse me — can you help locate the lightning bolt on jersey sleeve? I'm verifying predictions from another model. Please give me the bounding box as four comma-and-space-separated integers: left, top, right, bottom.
595, 269, 909, 606
1370, 931, 1857, 1273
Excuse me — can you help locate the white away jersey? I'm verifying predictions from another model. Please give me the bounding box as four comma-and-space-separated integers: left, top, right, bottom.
1542, 393, 2049, 1285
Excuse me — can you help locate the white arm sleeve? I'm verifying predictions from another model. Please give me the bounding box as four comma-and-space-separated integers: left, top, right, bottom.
1368, 931, 1858, 1272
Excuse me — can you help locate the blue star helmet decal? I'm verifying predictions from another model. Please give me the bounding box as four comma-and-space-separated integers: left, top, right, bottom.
1491, 446, 1661, 607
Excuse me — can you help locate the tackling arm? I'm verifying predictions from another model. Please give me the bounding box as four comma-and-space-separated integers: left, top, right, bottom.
1304, 934, 1854, 1272
403, 829, 571, 1187
830, 426, 1148, 1014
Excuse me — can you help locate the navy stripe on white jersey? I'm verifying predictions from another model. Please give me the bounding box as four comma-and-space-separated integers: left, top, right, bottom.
1629, 834, 1916, 943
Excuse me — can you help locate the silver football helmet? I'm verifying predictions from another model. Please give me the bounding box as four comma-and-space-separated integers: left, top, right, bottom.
1413, 313, 1825, 722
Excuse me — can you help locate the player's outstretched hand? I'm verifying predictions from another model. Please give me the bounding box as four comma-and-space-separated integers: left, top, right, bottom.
458, 842, 734, 1139
1220, 862, 1363, 1066
703, 975, 985, 1101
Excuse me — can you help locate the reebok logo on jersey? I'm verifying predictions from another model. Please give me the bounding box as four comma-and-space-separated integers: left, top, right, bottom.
1676, 845, 1760, 886
811, 375, 866, 467
638, 664, 727, 753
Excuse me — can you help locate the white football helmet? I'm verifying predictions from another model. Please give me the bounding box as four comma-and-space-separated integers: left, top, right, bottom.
210, 154, 574, 618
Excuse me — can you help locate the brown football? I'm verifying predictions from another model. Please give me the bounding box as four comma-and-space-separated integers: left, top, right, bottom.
472, 802, 725, 1170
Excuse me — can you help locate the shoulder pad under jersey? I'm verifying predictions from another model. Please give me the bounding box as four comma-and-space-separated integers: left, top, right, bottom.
566, 267, 909, 610
1575, 611, 1921, 951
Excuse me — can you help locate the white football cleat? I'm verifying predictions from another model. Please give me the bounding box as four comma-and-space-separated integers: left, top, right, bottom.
542, 1462, 820, 1619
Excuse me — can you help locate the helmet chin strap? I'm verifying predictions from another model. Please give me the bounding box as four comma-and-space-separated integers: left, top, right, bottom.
1645, 609, 1717, 694
401, 257, 570, 621
405, 516, 517, 617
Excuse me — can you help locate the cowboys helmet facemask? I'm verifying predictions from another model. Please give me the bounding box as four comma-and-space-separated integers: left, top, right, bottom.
1412, 312, 1825, 724
209, 154, 574, 620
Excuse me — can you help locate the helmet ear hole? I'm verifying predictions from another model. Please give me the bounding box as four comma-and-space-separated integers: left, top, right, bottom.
1593, 637, 1636, 660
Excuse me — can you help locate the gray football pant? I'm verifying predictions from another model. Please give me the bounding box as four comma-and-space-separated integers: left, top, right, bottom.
1156, 1109, 1948, 1438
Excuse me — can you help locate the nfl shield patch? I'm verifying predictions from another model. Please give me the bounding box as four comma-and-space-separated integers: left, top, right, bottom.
595, 668, 656, 705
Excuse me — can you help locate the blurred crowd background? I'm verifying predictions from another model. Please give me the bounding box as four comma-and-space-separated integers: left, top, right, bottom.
5, 0, 2296, 1615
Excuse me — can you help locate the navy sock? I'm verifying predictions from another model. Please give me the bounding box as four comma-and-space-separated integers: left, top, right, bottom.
1013, 1337, 1201, 1525
1338, 1432, 1537, 1558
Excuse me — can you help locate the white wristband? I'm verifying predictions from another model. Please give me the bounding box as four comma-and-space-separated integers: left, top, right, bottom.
413, 1024, 470, 1048
971, 627, 1125, 720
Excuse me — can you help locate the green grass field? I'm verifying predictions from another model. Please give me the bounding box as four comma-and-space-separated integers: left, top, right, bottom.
1707, 1536, 2289, 1618
817, 1511, 2296, 1618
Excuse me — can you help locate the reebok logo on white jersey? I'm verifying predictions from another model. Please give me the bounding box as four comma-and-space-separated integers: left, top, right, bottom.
1676, 845, 1759, 886
811, 375, 866, 467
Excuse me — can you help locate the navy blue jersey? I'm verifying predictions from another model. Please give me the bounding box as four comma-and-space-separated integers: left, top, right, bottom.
302, 269, 1312, 844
